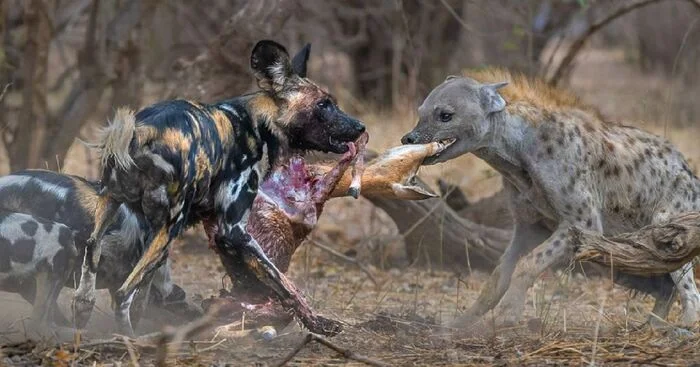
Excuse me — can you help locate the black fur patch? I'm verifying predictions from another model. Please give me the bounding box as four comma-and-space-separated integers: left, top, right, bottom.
21, 220, 38, 236
0, 237, 11, 271
11, 238, 36, 263
58, 226, 73, 248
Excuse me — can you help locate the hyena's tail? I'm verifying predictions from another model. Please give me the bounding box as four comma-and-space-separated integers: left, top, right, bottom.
95, 107, 137, 171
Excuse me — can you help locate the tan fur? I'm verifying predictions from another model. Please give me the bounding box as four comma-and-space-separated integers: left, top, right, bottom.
161, 128, 192, 154
210, 110, 233, 147
95, 108, 137, 170
72, 178, 99, 214
465, 68, 603, 125
310, 143, 446, 200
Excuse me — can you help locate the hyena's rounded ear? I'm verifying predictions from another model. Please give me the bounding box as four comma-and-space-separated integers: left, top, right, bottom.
291, 43, 311, 78
251, 40, 293, 93
479, 81, 508, 114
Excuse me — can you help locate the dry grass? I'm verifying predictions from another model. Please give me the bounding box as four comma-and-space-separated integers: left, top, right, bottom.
4, 46, 700, 366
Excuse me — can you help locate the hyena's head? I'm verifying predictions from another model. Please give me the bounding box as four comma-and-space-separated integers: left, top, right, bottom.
401, 76, 508, 165
251, 40, 365, 154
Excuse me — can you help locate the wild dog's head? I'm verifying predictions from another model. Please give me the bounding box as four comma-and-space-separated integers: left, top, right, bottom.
250, 40, 365, 154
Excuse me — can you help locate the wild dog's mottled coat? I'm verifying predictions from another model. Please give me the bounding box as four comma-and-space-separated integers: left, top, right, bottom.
0, 170, 198, 331
402, 68, 700, 329
88, 40, 364, 336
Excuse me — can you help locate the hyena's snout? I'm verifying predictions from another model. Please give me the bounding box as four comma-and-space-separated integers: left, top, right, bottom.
401, 131, 420, 145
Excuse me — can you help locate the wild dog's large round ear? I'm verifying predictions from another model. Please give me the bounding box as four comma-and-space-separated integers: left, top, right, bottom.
479, 81, 508, 114
291, 43, 311, 78
251, 40, 293, 93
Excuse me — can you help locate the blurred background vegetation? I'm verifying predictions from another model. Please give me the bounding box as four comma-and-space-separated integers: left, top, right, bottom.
1, 0, 700, 176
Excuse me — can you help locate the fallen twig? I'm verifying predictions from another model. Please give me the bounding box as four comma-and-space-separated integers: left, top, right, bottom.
0, 84, 9, 102
274, 333, 390, 367
309, 239, 378, 286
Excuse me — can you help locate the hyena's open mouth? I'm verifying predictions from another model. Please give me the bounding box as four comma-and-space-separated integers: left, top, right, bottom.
422, 138, 456, 164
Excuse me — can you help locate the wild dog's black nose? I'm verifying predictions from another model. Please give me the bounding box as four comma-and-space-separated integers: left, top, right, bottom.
355, 123, 366, 133
402, 132, 418, 144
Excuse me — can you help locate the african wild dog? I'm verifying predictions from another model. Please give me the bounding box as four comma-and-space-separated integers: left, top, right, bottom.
0, 170, 200, 332
0, 209, 77, 327
85, 40, 365, 336
402, 68, 700, 331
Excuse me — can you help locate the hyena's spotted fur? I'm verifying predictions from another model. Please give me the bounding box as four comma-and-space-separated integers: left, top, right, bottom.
402, 68, 700, 329
0, 170, 199, 331
87, 40, 364, 336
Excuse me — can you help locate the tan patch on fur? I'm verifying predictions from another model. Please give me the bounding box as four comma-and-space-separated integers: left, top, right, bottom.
134, 124, 159, 146
210, 109, 233, 147
466, 68, 604, 125
162, 128, 192, 154
249, 94, 280, 122
72, 178, 99, 214
194, 149, 211, 182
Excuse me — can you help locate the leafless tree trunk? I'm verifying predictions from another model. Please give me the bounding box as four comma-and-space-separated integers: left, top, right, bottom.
173, 0, 298, 102
10, 0, 53, 170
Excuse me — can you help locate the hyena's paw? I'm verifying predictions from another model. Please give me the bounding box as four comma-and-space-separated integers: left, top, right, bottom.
71, 293, 96, 329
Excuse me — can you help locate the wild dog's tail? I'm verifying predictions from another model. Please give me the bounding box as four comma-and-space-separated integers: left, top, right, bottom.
95, 108, 137, 171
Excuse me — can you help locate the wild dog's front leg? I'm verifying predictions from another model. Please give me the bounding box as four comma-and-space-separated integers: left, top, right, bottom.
87, 193, 121, 271
215, 171, 342, 336
72, 250, 97, 328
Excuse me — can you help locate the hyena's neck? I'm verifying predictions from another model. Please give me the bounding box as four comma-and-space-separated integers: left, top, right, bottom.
473, 113, 532, 191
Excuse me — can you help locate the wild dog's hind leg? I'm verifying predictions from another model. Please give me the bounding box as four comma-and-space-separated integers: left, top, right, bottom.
72, 250, 97, 328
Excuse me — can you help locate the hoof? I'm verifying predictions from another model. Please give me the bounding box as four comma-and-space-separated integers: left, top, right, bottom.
347, 187, 360, 199
71, 295, 96, 329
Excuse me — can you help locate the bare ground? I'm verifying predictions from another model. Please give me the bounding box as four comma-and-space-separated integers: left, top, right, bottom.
4, 47, 700, 366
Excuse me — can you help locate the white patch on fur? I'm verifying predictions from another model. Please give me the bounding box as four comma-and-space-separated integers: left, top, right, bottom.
0, 213, 71, 273
218, 104, 240, 118
142, 152, 175, 175
0, 176, 69, 200
215, 167, 252, 210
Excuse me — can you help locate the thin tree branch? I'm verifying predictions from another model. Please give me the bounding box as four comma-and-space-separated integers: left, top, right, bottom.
548, 0, 668, 86
274, 333, 391, 367
308, 239, 378, 286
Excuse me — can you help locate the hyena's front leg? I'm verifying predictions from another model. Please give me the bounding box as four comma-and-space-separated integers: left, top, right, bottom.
490, 226, 579, 327
454, 221, 550, 327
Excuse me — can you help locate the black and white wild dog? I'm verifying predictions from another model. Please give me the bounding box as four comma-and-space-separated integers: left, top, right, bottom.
0, 170, 201, 333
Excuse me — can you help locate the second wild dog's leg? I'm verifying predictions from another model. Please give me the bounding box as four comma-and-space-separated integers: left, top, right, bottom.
87, 193, 121, 271
72, 250, 97, 328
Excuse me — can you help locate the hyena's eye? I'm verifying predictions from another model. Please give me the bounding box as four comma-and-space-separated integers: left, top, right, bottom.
439, 112, 453, 122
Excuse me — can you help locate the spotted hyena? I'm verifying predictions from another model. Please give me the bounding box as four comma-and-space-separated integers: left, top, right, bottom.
401, 68, 700, 330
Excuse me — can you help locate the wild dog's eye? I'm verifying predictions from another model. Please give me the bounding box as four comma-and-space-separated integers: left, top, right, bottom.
317, 99, 332, 109
439, 112, 453, 122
